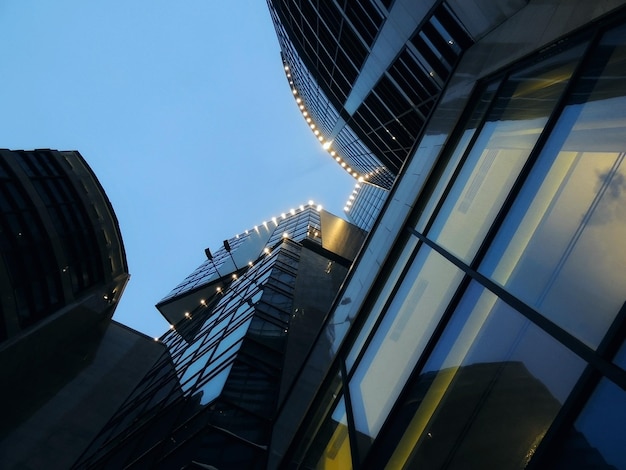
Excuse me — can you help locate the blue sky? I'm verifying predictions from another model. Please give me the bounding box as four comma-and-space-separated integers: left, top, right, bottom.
0, 1, 355, 337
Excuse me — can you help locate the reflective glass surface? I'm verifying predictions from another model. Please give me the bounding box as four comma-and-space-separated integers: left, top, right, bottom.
415, 81, 499, 233
614, 340, 626, 370
384, 282, 585, 469
349, 247, 463, 443
346, 235, 418, 371
303, 397, 352, 470
551, 378, 626, 469
480, 26, 626, 348
427, 46, 582, 263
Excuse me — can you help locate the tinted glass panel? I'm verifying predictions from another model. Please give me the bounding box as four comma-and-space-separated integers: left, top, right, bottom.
349, 247, 463, 444
415, 81, 499, 232
303, 397, 352, 470
346, 235, 418, 371
383, 282, 585, 469
549, 378, 626, 469
480, 27, 626, 348
427, 45, 582, 263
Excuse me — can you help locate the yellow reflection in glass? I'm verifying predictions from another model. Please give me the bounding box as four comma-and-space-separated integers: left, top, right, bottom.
385, 290, 497, 469
315, 422, 352, 470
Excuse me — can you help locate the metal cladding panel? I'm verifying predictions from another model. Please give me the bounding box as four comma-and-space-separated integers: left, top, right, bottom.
319, 210, 367, 262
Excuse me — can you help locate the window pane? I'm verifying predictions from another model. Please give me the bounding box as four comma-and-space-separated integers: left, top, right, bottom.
479, 26, 626, 348
303, 397, 352, 470
383, 282, 585, 470
349, 247, 463, 444
346, 235, 418, 371
415, 80, 499, 233
427, 45, 583, 263
549, 378, 626, 469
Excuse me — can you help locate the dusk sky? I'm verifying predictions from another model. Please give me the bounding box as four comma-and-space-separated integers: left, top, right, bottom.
0, 1, 356, 338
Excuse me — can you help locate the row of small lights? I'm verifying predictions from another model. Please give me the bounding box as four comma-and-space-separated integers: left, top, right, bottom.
236, 200, 322, 239
156, 202, 323, 340
344, 182, 362, 212
284, 63, 368, 182
283, 63, 395, 188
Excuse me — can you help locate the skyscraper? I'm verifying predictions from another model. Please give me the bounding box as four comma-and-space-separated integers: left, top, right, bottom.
268, 2, 626, 469
0, 149, 163, 470
266, 0, 477, 230
74, 203, 366, 469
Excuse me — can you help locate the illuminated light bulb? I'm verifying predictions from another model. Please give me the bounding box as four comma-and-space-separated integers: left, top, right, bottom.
448, 40, 454, 45
314, 130, 320, 136
346, 167, 352, 172
335, 156, 341, 162
216, 287, 222, 292
349, 195, 355, 200
306, 117, 311, 123
264, 247, 271, 254
248, 261, 253, 267
310, 124, 315, 129
284, 65, 289, 71
235, 234, 239, 238
154, 337, 159, 341
358, 176, 365, 182
253, 225, 258, 231
318, 135, 324, 141
184, 312, 191, 318
169, 324, 175, 330
352, 172, 358, 177
346, 201, 353, 206
330, 150, 336, 156
272, 217, 278, 225
282, 232, 289, 238
287, 73, 291, 78
308, 200, 314, 205
296, 97, 301, 103
245, 229, 249, 235
232, 274, 237, 280
299, 205, 304, 211
292, 89, 297, 94
200, 299, 206, 305
322, 141, 331, 150
299, 104, 305, 110
290, 208, 296, 215
341, 162, 346, 167
316, 204, 323, 211
355, 184, 361, 189
344, 206, 350, 211
303, 111, 308, 117
281, 212, 286, 219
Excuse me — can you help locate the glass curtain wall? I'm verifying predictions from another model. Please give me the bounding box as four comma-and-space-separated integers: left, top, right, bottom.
294, 19, 626, 470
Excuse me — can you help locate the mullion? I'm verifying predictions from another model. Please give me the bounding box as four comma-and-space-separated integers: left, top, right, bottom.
408, 226, 626, 391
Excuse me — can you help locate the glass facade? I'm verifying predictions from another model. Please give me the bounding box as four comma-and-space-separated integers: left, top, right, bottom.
75, 206, 366, 469
267, 0, 474, 189
283, 15, 626, 470
344, 181, 388, 231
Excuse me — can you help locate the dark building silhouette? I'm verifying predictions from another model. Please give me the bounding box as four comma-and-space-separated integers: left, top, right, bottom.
0, 149, 164, 469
